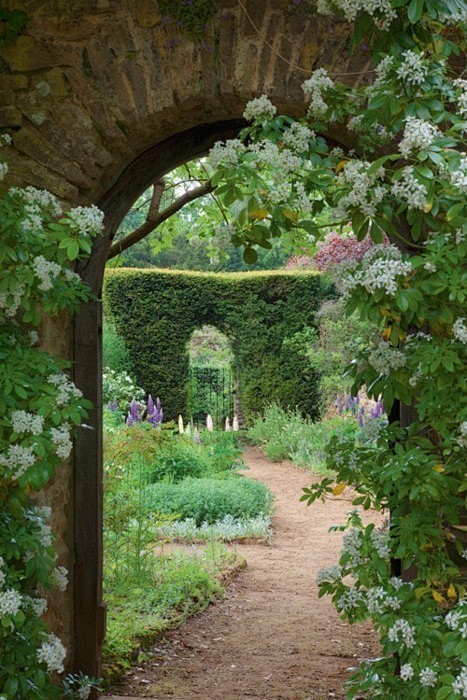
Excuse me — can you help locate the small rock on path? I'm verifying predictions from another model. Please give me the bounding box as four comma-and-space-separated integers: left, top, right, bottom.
104, 446, 380, 700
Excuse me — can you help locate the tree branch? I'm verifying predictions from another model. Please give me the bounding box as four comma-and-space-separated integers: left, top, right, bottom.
107, 179, 215, 260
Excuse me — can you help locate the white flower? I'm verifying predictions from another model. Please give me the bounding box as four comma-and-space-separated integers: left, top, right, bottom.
337, 586, 364, 611
32, 255, 62, 292
50, 424, 72, 459
225, 416, 231, 431
316, 0, 396, 29
392, 166, 428, 210
454, 78, 467, 119
388, 619, 416, 648
334, 159, 386, 219
233, 415, 239, 431
450, 154, 467, 193
51, 566, 68, 592
453, 318, 467, 344
37, 633, 67, 673
0, 133, 12, 145
209, 139, 246, 169
302, 69, 335, 117
0, 557, 5, 588
0, 588, 22, 617
28, 596, 48, 617
48, 371, 83, 405
396, 50, 428, 86
398, 117, 440, 157
0, 444, 36, 480
206, 414, 214, 432
68, 204, 104, 235
0, 162, 8, 181
419, 667, 437, 687
11, 410, 44, 436
368, 340, 406, 376
400, 663, 414, 681
457, 422, 467, 449
342, 528, 364, 566
316, 565, 341, 585
28, 330, 39, 346
243, 94, 277, 121
282, 122, 315, 153
370, 528, 390, 558
178, 415, 184, 434
452, 667, 467, 697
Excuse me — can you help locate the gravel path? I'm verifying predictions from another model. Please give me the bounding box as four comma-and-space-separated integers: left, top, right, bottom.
103, 446, 380, 700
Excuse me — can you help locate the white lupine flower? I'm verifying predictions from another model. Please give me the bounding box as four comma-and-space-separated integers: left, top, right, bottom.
400, 664, 414, 681
453, 318, 467, 344
452, 667, 467, 697
209, 139, 246, 168
37, 633, 66, 673
391, 166, 428, 209
68, 204, 104, 235
388, 619, 416, 648
32, 255, 62, 292
0, 162, 8, 181
50, 424, 72, 459
225, 417, 231, 431
11, 410, 44, 436
368, 340, 406, 376
0, 588, 22, 617
51, 566, 68, 592
233, 415, 239, 431
316, 565, 341, 585
419, 668, 437, 687
0, 444, 36, 479
396, 50, 428, 86
399, 117, 440, 157
243, 94, 277, 121
178, 415, 184, 434
302, 69, 335, 117
206, 414, 214, 432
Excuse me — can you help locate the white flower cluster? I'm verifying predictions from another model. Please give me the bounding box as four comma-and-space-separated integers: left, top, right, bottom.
392, 166, 428, 209
32, 255, 63, 292
370, 528, 390, 558
0, 588, 22, 617
400, 663, 414, 680
450, 154, 467, 194
68, 204, 104, 236
302, 69, 335, 118
247, 140, 303, 173
398, 116, 440, 157
342, 528, 364, 566
243, 94, 277, 122
209, 139, 246, 169
316, 565, 341, 585
295, 181, 314, 213
51, 565, 68, 592
337, 586, 364, 611
0, 162, 8, 181
316, 0, 396, 29
366, 586, 400, 615
419, 667, 437, 687
368, 340, 406, 376
36, 632, 67, 674
27, 506, 53, 547
27, 596, 48, 617
48, 372, 83, 406
335, 159, 386, 219
12, 186, 62, 232
337, 244, 412, 298
454, 78, 467, 119
453, 318, 467, 344
0, 283, 25, 318
51, 424, 72, 459
387, 618, 416, 648
0, 133, 12, 146
395, 50, 428, 86
11, 410, 44, 436
453, 667, 467, 697
0, 444, 36, 480
282, 122, 315, 153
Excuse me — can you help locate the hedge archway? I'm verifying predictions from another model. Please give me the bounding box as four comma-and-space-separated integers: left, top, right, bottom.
104, 268, 334, 423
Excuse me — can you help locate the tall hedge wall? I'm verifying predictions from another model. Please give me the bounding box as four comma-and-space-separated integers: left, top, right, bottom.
104, 268, 333, 424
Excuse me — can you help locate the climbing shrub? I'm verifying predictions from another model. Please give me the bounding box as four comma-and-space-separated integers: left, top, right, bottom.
104, 268, 333, 423
0, 137, 102, 698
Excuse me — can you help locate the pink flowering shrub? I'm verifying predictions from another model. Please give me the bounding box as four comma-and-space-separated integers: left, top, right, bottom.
312, 231, 386, 271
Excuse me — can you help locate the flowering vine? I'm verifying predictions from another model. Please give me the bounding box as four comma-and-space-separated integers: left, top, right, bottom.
208, 1, 467, 697
0, 137, 103, 698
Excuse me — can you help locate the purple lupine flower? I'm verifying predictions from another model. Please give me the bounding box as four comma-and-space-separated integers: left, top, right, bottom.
108, 398, 118, 412
336, 395, 343, 415
127, 398, 141, 426
147, 394, 155, 416
193, 428, 201, 445
358, 407, 365, 428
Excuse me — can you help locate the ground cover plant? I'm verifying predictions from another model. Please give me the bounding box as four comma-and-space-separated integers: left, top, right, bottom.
208, 3, 467, 696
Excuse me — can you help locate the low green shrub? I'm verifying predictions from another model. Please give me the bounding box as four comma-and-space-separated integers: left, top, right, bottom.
146, 476, 273, 525
158, 513, 272, 542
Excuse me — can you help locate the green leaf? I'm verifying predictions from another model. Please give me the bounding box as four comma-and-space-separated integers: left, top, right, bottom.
66, 240, 80, 260
243, 247, 258, 264
407, 0, 424, 23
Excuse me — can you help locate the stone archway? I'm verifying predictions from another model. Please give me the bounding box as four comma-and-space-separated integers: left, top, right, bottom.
0, 0, 363, 682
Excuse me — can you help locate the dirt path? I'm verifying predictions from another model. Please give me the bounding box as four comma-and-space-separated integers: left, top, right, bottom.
103, 446, 380, 700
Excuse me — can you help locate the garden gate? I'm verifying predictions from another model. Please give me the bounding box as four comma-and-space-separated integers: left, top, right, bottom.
189, 366, 235, 428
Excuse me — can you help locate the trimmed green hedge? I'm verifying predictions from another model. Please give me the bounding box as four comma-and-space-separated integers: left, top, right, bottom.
104, 268, 333, 423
